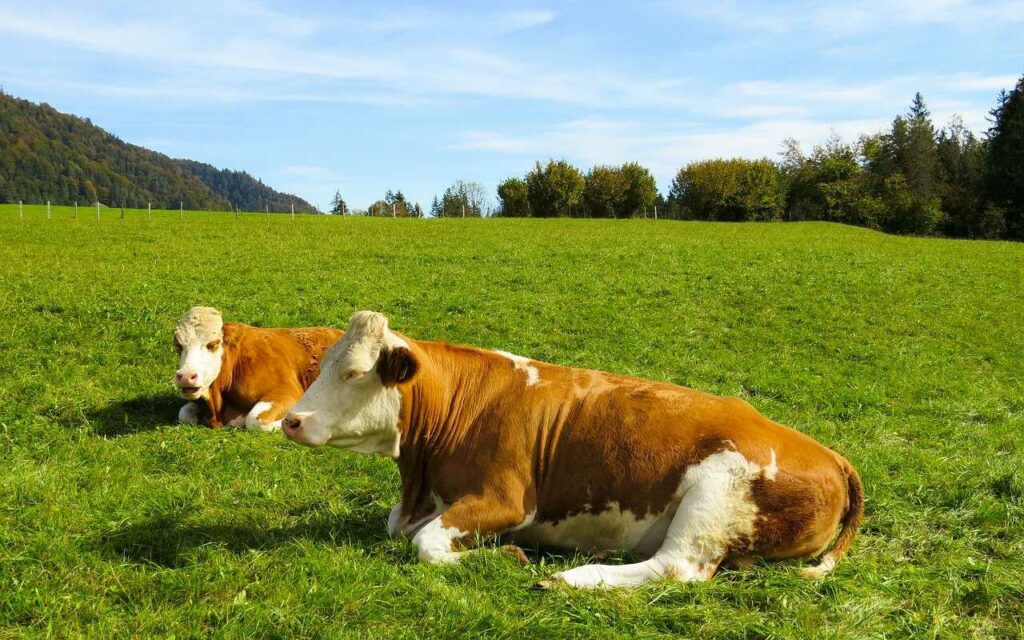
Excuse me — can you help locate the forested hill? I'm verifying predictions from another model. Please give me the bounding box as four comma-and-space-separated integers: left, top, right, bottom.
174, 159, 314, 213
0, 92, 315, 212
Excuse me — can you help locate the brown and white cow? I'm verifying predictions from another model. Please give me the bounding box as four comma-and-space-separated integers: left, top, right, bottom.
282, 311, 864, 588
174, 306, 343, 431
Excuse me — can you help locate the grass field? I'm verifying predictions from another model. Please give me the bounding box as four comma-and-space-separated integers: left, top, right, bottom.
1, 203, 1022, 639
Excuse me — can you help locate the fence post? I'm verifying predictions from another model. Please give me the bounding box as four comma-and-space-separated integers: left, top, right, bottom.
291, 203, 295, 219
19, 200, 23, 218
47, 201, 51, 219
74, 201, 78, 220
180, 202, 183, 220
148, 202, 152, 218
265, 205, 269, 218
392, 202, 396, 218
96, 202, 100, 219
654, 205, 658, 220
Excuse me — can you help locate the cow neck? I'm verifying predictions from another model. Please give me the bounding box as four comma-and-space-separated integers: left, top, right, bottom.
394, 341, 481, 487
216, 323, 241, 393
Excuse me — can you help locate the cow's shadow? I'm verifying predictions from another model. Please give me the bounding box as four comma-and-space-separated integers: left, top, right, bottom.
85, 391, 185, 437
97, 504, 391, 568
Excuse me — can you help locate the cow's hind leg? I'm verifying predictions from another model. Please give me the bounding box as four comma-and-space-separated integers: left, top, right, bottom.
548, 450, 760, 589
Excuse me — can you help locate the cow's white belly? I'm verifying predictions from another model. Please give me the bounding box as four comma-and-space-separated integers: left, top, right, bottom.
511, 501, 678, 556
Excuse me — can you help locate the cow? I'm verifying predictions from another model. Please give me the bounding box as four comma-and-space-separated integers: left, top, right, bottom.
173, 306, 343, 431
281, 311, 864, 588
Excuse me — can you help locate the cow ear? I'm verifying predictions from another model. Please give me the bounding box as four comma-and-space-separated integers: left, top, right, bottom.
377, 346, 419, 387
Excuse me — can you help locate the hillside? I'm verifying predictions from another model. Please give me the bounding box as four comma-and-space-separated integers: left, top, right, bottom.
0, 92, 315, 212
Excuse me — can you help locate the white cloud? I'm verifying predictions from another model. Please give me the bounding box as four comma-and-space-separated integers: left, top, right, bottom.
667, 0, 1024, 34
0, 3, 679, 109
940, 74, 1020, 92
498, 9, 557, 30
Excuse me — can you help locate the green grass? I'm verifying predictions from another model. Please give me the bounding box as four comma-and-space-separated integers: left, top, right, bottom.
1, 204, 1022, 639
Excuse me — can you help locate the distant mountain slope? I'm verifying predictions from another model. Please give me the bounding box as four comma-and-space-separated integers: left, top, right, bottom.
0, 92, 315, 212
174, 159, 313, 214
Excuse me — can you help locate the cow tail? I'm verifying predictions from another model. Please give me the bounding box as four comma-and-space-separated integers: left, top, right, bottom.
802, 457, 864, 578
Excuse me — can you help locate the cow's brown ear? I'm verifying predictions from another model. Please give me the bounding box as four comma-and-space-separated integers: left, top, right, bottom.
377, 346, 419, 387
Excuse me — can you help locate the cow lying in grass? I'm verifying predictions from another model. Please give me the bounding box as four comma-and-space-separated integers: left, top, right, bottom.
282, 311, 864, 588
174, 306, 343, 431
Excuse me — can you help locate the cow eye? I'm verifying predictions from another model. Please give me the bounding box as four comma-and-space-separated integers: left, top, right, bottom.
343, 370, 364, 382
206, 340, 221, 352
173, 340, 183, 353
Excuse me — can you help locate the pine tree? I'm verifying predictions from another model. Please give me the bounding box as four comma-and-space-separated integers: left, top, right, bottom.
901, 92, 941, 201
986, 75, 1024, 239
329, 190, 348, 215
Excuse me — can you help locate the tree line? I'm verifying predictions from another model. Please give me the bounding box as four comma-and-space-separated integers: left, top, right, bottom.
337, 74, 1024, 240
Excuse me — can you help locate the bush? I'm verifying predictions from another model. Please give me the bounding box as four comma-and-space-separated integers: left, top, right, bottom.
496, 178, 530, 217
668, 158, 784, 221
878, 174, 942, 236
525, 160, 585, 218
582, 166, 626, 219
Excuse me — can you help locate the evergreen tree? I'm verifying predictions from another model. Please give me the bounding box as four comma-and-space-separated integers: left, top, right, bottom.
986, 75, 1024, 239
899, 93, 941, 201
329, 190, 348, 215
863, 94, 942, 235
936, 116, 996, 237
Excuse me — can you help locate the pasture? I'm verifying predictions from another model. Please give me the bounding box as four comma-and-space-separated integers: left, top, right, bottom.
1, 204, 1022, 638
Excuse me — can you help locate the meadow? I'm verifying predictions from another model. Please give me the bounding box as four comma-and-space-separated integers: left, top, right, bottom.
1, 204, 1022, 639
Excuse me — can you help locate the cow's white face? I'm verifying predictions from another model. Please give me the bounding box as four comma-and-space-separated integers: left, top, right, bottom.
283, 311, 417, 457
173, 306, 225, 400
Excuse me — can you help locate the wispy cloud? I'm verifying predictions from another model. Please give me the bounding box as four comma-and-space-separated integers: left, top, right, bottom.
498, 9, 557, 31
666, 0, 1024, 35
0, 3, 675, 109
455, 117, 885, 177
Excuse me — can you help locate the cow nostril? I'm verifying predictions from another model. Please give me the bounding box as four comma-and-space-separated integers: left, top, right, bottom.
283, 416, 301, 432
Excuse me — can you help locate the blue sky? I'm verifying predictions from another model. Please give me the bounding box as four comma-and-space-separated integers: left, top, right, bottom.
1, 1, 1021, 211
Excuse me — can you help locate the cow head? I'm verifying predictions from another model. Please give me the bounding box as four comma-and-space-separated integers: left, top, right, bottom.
173, 306, 225, 400
282, 311, 417, 457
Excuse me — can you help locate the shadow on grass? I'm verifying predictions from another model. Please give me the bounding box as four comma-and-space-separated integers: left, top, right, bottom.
85, 391, 186, 437
96, 505, 390, 567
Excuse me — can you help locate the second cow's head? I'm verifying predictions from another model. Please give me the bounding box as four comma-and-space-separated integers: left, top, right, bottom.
173, 306, 225, 400
283, 311, 417, 456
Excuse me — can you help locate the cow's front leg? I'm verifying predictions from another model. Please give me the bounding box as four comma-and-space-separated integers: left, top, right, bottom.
388, 502, 405, 536
412, 498, 526, 565
177, 402, 201, 424
245, 395, 298, 432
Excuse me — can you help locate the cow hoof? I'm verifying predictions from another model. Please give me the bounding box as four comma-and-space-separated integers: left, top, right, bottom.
499, 545, 530, 566
533, 577, 561, 590
588, 549, 615, 562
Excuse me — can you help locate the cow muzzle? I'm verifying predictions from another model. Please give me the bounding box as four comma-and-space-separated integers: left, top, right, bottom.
175, 371, 204, 398
282, 411, 328, 446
